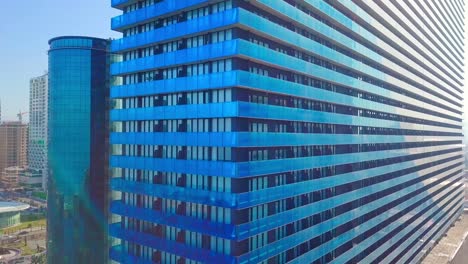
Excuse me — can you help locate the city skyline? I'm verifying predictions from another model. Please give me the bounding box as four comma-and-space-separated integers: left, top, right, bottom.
0, 0, 119, 121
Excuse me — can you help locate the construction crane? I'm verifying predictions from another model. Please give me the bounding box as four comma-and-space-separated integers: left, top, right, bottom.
17, 111, 28, 123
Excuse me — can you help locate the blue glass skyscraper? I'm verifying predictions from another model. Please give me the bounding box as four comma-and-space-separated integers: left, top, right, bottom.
47, 36, 110, 264
109, 1, 465, 263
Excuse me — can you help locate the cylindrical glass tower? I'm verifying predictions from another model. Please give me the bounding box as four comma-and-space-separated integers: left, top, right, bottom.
47, 36, 109, 264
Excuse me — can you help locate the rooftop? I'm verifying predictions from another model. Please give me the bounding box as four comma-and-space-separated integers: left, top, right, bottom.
48, 35, 108, 44
421, 213, 468, 264
0, 202, 29, 214
0, 122, 26, 127
3, 167, 26, 172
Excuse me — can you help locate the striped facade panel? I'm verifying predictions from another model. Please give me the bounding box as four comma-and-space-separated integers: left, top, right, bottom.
109, 0, 465, 263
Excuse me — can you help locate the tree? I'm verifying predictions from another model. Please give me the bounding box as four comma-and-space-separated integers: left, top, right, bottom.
31, 254, 46, 264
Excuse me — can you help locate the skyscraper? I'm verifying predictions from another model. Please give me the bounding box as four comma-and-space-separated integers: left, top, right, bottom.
47, 36, 110, 264
109, 1, 465, 263
0, 121, 28, 174
29, 73, 48, 190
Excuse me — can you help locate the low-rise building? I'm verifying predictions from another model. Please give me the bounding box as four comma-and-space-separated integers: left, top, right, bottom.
0, 202, 29, 229
0, 167, 42, 188
19, 169, 42, 188
1, 167, 24, 188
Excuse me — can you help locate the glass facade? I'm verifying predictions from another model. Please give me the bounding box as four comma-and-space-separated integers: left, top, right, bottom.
0, 202, 30, 229
109, 1, 465, 263
47, 36, 110, 264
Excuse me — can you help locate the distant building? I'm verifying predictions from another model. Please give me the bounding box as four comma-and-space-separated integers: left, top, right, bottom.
0, 166, 40, 188
29, 73, 48, 190
0, 202, 29, 229
109, 1, 465, 264
1, 166, 24, 188
47, 36, 111, 264
0, 122, 28, 173
20, 168, 42, 188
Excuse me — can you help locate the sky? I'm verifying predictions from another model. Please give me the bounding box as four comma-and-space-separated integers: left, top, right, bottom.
0, 0, 120, 121
0, 2, 466, 121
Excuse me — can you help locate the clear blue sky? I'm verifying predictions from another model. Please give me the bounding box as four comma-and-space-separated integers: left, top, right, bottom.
0, 0, 120, 121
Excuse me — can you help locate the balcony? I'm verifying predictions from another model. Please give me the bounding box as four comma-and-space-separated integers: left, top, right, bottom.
111, 8, 239, 52
111, 0, 130, 9
112, 0, 207, 30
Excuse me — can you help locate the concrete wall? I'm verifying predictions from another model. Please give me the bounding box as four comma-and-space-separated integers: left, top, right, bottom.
451, 233, 468, 264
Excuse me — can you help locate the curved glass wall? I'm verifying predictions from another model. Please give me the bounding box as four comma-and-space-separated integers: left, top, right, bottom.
47, 36, 109, 264
0, 212, 21, 229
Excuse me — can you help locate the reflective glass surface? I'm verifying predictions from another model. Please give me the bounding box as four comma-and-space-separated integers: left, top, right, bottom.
47, 36, 109, 264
